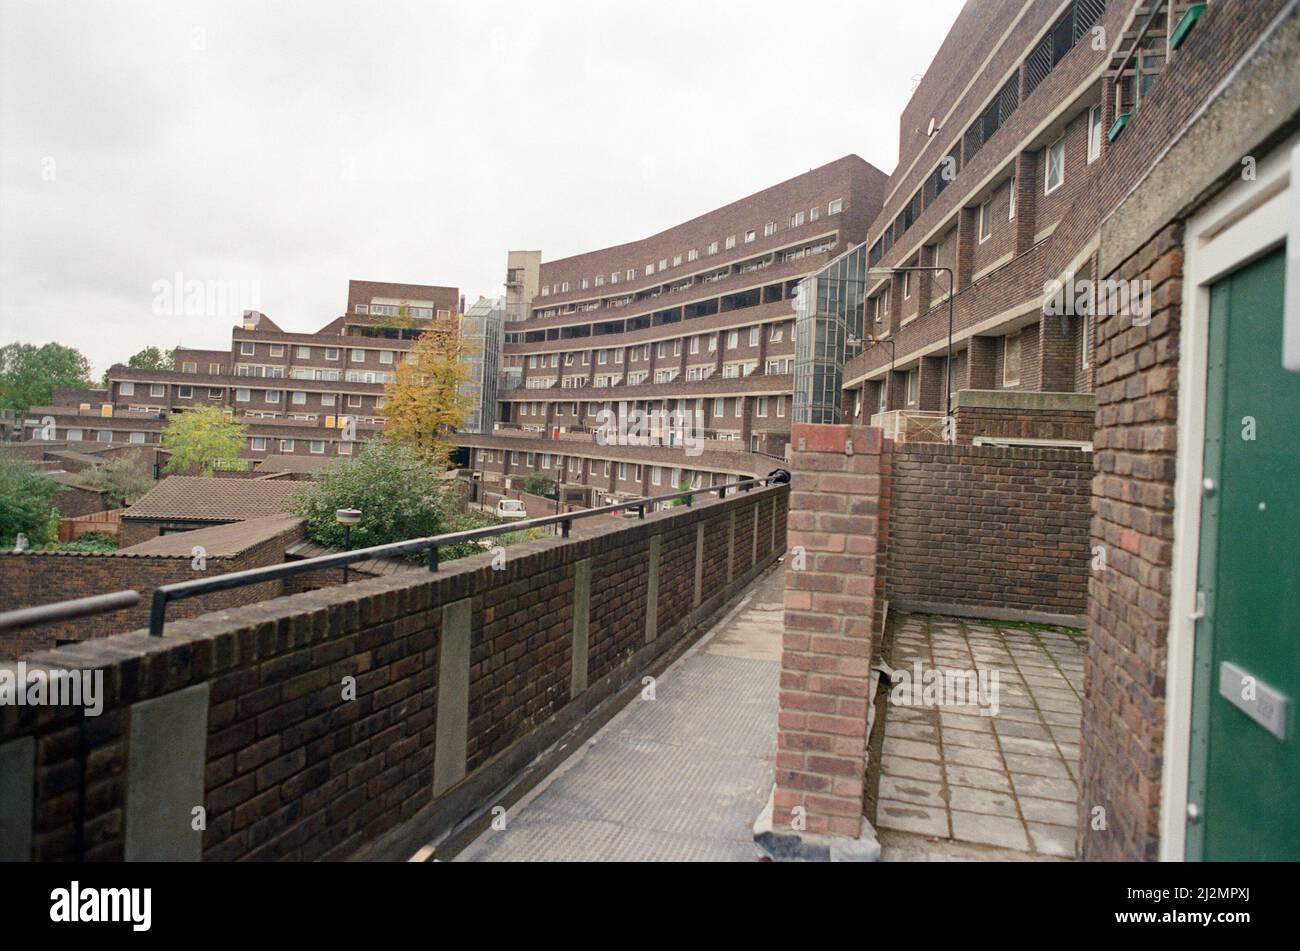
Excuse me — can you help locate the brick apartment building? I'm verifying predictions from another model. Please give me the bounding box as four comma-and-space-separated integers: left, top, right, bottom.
799, 0, 1175, 451
802, 0, 1300, 861
456, 155, 889, 504
18, 280, 459, 461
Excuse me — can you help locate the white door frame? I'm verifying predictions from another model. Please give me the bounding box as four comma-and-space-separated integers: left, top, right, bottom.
1159, 132, 1298, 861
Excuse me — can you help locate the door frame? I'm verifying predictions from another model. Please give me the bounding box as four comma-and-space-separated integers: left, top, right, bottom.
1159, 132, 1298, 861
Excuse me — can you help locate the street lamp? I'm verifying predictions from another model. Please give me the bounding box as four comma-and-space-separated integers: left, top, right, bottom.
335, 508, 361, 584
867, 266, 956, 418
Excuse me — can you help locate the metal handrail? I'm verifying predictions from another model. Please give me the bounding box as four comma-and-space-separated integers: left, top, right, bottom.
145, 475, 786, 637
1113, 0, 1170, 118
0, 590, 140, 634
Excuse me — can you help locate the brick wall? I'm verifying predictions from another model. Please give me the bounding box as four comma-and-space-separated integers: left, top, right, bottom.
774, 425, 887, 839
1077, 223, 1182, 862
888, 443, 1092, 620
0, 521, 303, 658
0, 485, 787, 860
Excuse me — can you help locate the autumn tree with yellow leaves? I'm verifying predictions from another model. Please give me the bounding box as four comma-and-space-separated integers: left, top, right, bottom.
382, 314, 477, 465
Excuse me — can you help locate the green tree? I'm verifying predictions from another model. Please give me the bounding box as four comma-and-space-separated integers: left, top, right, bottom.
521, 474, 556, 498
290, 441, 457, 551
161, 406, 247, 476
0, 342, 93, 410
128, 346, 175, 371
0, 461, 60, 547
83, 455, 154, 508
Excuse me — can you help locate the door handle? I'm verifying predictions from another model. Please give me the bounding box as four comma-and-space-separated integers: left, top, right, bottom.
1189, 591, 1207, 621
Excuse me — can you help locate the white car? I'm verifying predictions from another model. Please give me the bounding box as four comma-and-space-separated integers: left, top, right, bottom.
496, 499, 528, 520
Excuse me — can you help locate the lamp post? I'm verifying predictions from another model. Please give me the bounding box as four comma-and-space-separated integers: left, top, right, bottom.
335, 508, 361, 584
866, 266, 956, 418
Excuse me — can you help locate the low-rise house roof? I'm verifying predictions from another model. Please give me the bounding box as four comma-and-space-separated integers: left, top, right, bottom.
123, 476, 302, 523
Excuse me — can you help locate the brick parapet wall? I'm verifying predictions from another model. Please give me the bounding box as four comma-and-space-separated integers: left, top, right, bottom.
774, 424, 887, 839
955, 405, 1096, 445
887, 443, 1092, 619
0, 486, 787, 861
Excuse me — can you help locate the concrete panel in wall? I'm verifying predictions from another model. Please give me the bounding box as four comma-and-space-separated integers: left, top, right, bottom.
125, 682, 210, 861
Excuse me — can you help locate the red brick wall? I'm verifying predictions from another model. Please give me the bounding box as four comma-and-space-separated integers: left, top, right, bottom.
0, 522, 303, 658
2, 486, 787, 861
888, 444, 1092, 618
955, 405, 1096, 445
1078, 223, 1183, 862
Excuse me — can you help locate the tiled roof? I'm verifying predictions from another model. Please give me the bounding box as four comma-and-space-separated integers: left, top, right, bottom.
255, 454, 339, 474
123, 476, 303, 522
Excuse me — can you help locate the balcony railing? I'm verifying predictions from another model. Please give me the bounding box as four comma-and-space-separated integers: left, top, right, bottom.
871, 409, 947, 443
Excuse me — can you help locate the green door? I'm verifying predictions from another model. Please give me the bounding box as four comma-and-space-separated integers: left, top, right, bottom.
1187, 247, 1300, 860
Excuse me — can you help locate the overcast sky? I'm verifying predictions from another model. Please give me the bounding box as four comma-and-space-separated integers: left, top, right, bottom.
0, 0, 963, 377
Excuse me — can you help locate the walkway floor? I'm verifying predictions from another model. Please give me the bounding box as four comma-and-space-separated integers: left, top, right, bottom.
872, 612, 1087, 861
456, 567, 784, 862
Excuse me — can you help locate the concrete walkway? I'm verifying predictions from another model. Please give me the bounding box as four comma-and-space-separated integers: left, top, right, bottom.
456, 567, 784, 862
873, 612, 1086, 861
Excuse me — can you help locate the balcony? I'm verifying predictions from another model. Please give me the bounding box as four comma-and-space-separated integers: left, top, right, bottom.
871, 409, 947, 443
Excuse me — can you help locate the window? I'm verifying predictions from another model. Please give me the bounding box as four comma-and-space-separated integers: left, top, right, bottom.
251, 437, 266, 451
380, 351, 394, 364
734, 398, 742, 418
269, 345, 284, 357
708, 334, 718, 352
325, 347, 339, 361
280, 439, 295, 452
1088, 104, 1103, 163
562, 281, 571, 292
828, 198, 843, 215
979, 198, 993, 243
725, 236, 736, 250
265, 390, 280, 403
178, 385, 193, 399
764, 222, 776, 237
657, 342, 669, 359
240, 342, 254, 355
351, 349, 365, 362
645, 263, 655, 276
713, 398, 724, 417
708, 241, 719, 255
672, 255, 682, 267
292, 391, 307, 405
906, 368, 919, 406
150, 384, 165, 398
689, 336, 700, 355
745, 230, 756, 243
348, 394, 362, 407
1004, 331, 1022, 386
749, 327, 760, 346
790, 211, 805, 228
727, 330, 739, 349
67, 429, 83, 441
127, 431, 145, 444
659, 259, 668, 271
776, 396, 785, 418
903, 271, 912, 299
321, 393, 335, 407
307, 440, 324, 454
181, 361, 197, 373
1009, 175, 1017, 220
618, 462, 628, 480
120, 382, 135, 396
1081, 313, 1091, 370
626, 269, 636, 281
757, 397, 768, 418
236, 388, 250, 402
97, 431, 112, 443
810, 206, 820, 221
1045, 137, 1065, 194
338, 442, 353, 456
652, 466, 662, 486
770, 324, 783, 342
688, 249, 698, 262
615, 348, 624, 364
209, 363, 223, 374
296, 346, 311, 358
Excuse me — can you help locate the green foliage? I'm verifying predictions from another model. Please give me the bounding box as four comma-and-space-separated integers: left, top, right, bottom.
162, 406, 247, 476
82, 455, 154, 508
59, 531, 119, 553
670, 477, 693, 507
435, 511, 545, 563
290, 441, 457, 551
521, 474, 556, 498
0, 462, 61, 547
127, 346, 175, 371
0, 342, 93, 411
